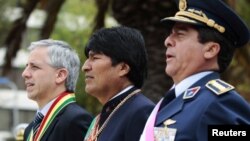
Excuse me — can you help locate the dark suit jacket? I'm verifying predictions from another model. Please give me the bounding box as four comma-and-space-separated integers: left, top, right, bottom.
156, 72, 250, 141
97, 88, 155, 141
24, 103, 93, 141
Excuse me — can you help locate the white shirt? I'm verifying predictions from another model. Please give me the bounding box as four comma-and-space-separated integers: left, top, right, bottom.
109, 85, 134, 101
37, 98, 56, 116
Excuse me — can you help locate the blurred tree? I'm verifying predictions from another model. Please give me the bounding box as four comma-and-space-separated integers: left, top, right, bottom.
2, 0, 39, 75
2, 0, 67, 75
0, 0, 15, 44
40, 0, 66, 39
222, 0, 250, 101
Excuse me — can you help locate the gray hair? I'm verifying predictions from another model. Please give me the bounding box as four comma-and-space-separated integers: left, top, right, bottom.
28, 39, 80, 92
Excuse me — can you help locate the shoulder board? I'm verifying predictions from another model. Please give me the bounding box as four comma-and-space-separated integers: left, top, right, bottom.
205, 79, 234, 95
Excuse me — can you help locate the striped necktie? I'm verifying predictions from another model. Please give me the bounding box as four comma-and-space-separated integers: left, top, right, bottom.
33, 112, 44, 137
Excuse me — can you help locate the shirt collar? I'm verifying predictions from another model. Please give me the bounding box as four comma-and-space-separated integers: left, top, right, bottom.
109, 85, 134, 101
38, 98, 57, 116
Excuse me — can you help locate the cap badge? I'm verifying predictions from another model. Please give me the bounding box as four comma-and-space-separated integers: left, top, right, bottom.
179, 0, 187, 11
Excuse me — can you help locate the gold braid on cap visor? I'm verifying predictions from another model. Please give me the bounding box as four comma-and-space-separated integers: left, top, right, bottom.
175, 9, 226, 33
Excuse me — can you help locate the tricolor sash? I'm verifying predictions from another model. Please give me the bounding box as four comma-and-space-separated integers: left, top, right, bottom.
27, 92, 76, 141
84, 115, 100, 141
140, 99, 163, 141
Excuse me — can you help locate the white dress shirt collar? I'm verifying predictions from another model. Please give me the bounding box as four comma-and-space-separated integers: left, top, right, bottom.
37, 98, 57, 116
109, 85, 134, 101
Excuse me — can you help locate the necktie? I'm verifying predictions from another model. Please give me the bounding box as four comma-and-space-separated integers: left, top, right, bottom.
159, 88, 176, 110
33, 112, 44, 137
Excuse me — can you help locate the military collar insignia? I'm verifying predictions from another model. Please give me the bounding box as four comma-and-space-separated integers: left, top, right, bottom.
206, 79, 234, 95
183, 86, 201, 99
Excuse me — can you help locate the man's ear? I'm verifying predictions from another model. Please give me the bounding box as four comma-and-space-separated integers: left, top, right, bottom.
56, 68, 68, 84
203, 42, 220, 59
118, 63, 130, 76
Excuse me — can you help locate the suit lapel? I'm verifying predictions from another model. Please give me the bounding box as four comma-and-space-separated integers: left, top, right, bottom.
24, 123, 33, 140
155, 96, 184, 126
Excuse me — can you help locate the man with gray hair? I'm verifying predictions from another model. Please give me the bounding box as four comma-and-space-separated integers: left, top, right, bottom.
22, 39, 93, 141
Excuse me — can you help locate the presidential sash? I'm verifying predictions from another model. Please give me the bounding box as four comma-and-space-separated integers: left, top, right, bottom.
83, 115, 100, 141
27, 92, 76, 141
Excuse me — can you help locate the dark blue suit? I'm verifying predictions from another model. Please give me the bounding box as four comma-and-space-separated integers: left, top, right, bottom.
156, 72, 250, 141
97, 87, 155, 141
24, 103, 93, 141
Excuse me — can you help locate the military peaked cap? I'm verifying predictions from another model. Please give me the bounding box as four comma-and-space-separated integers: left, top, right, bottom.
161, 0, 249, 47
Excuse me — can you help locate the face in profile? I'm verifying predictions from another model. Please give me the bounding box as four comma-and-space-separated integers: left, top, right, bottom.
82, 51, 124, 103
164, 23, 205, 83
22, 47, 58, 101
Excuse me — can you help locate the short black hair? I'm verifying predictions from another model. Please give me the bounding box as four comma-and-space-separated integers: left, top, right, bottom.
85, 26, 148, 88
195, 26, 235, 73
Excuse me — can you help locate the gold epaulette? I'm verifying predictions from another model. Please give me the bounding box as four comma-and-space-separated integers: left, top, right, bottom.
205, 79, 234, 95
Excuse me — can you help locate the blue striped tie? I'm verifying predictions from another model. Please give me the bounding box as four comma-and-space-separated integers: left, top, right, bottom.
33, 112, 44, 137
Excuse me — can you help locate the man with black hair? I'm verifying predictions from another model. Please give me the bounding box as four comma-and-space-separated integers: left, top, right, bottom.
82, 26, 155, 141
